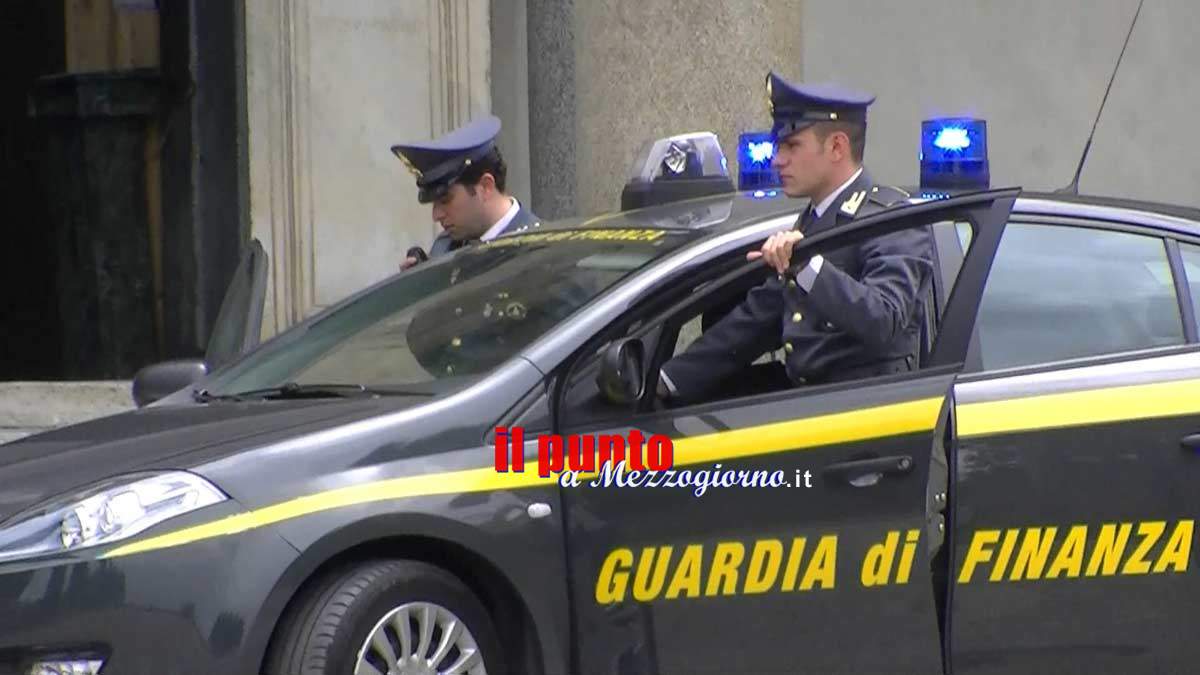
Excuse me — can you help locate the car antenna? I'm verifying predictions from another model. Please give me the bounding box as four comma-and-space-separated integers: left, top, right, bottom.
1058, 0, 1144, 195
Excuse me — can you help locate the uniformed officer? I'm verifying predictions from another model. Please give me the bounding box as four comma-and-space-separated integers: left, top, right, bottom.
657, 72, 934, 403
391, 115, 540, 270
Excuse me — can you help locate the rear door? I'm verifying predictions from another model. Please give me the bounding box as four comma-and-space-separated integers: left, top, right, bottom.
947, 217, 1200, 674
556, 190, 1019, 675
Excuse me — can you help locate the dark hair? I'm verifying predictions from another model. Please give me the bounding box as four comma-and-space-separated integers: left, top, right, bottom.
812, 121, 866, 164
456, 147, 508, 194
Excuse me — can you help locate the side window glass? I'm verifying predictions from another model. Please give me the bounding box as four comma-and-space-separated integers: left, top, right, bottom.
561, 212, 979, 427
674, 307, 777, 365
1176, 242, 1200, 333
929, 220, 973, 315
674, 314, 703, 355
956, 221, 973, 249
975, 223, 1184, 371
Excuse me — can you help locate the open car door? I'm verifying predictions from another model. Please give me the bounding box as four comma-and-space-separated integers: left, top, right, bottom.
131, 238, 268, 407
204, 238, 269, 371
555, 189, 1020, 674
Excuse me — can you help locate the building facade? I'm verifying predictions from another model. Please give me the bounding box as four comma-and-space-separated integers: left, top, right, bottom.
2, 0, 1194, 381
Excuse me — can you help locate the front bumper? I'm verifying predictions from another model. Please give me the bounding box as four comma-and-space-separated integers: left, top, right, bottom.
0, 504, 299, 675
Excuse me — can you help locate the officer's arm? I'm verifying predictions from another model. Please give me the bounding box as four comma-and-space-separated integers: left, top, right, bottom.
659, 280, 783, 401
794, 227, 934, 350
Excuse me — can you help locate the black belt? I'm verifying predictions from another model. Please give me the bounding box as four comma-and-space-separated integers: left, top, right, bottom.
801, 355, 915, 385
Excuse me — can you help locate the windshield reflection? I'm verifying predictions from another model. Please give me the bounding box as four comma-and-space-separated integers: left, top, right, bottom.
200, 229, 689, 397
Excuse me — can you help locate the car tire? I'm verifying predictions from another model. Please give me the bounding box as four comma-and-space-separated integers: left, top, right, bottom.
265, 559, 507, 675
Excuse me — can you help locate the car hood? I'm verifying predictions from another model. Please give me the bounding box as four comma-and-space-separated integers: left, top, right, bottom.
0, 396, 428, 523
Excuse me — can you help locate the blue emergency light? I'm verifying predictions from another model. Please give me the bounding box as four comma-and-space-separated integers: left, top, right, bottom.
737, 131, 781, 191
920, 118, 989, 191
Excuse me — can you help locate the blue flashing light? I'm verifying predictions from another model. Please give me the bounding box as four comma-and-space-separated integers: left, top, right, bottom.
933, 127, 971, 152
920, 118, 989, 190
737, 131, 782, 191
747, 141, 774, 164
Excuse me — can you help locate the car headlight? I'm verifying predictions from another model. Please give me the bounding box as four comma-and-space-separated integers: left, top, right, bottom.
0, 471, 226, 563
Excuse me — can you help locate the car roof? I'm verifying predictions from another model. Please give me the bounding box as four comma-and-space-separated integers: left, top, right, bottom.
533, 188, 1200, 243
1012, 191, 1200, 239
1017, 190, 1200, 222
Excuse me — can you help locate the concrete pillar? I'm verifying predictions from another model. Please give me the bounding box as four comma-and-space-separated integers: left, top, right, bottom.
543, 0, 804, 218
490, 0, 533, 209
526, 0, 577, 220
245, 0, 492, 337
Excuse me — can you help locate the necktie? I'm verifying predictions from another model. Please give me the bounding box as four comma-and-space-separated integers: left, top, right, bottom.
797, 206, 816, 233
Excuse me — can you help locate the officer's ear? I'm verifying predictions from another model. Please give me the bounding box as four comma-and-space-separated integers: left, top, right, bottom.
476, 171, 499, 197
826, 130, 852, 163
815, 123, 854, 163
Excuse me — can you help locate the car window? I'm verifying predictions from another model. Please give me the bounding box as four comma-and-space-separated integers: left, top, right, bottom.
201, 229, 694, 396
1176, 242, 1200, 333
673, 313, 779, 365
674, 314, 703, 354
974, 222, 1184, 371
928, 220, 973, 316
561, 212, 981, 426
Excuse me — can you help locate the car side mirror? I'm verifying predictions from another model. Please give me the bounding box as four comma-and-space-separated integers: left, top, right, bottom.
132, 359, 209, 408
596, 338, 646, 405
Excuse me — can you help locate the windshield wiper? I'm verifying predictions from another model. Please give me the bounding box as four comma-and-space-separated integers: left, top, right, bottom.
193, 382, 438, 403
194, 382, 373, 403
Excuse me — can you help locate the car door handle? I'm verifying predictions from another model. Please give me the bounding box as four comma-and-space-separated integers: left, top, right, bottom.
1180, 433, 1200, 451
823, 455, 913, 487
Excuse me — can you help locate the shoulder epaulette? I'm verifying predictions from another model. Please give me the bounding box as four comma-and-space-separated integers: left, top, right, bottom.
868, 184, 911, 208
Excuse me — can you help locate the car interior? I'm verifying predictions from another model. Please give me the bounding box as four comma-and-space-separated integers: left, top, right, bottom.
556, 219, 971, 427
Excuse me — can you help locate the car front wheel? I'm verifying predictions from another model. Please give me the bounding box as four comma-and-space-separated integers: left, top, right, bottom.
266, 559, 506, 675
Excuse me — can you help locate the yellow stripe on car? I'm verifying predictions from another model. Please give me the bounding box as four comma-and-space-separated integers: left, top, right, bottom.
670, 396, 942, 468
103, 467, 558, 559
102, 396, 945, 560
956, 377, 1200, 438
107, 374, 1200, 562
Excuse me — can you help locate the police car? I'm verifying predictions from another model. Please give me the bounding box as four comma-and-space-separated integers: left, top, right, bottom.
2, 122, 1199, 675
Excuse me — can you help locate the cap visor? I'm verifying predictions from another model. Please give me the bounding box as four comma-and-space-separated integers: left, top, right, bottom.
771, 119, 816, 141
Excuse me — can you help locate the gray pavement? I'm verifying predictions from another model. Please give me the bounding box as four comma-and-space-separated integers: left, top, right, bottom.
0, 381, 135, 444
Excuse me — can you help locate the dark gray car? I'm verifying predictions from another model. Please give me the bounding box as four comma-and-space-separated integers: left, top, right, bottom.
2, 182, 1200, 675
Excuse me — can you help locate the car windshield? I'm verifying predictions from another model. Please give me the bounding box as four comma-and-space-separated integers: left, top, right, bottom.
199, 227, 691, 397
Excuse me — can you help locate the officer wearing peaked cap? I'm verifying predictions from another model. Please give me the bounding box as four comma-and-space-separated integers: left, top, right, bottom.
658, 72, 934, 402
392, 115, 540, 270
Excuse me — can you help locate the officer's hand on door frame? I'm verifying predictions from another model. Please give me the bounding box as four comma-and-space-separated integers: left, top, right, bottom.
748, 231, 804, 274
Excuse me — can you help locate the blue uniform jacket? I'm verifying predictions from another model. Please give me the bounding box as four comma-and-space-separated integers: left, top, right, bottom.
661, 169, 934, 402
428, 203, 541, 257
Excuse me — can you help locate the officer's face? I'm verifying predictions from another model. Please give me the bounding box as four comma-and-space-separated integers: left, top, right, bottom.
431, 184, 490, 241
772, 127, 835, 199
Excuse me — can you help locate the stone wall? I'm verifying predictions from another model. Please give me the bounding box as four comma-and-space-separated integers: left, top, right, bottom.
244, 0, 492, 337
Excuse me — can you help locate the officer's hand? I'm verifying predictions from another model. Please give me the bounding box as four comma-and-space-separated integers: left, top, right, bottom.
402, 246, 428, 271
747, 231, 804, 274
